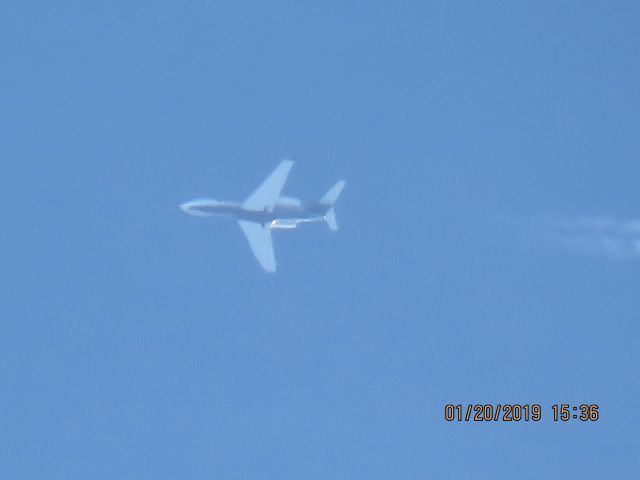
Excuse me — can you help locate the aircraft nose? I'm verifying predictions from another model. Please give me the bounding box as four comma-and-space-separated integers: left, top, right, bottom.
180, 201, 192, 214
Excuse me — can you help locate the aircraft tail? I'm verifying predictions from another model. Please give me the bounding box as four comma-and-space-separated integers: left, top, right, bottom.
319, 180, 345, 231
325, 208, 338, 231
319, 180, 346, 206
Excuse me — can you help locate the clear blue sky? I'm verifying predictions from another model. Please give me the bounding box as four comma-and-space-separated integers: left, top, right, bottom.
3, 1, 639, 478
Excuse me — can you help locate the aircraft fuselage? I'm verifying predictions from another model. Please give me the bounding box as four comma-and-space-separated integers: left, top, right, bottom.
180, 199, 330, 229
180, 160, 344, 271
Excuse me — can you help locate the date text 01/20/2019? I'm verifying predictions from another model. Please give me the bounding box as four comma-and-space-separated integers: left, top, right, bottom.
444, 404, 600, 422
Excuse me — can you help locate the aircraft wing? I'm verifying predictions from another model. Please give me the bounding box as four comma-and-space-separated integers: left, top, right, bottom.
237, 220, 277, 272
242, 160, 294, 212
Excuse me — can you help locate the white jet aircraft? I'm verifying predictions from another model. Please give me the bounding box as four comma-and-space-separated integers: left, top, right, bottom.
180, 160, 345, 272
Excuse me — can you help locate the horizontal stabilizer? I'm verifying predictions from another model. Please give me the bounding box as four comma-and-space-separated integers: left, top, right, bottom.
319, 180, 346, 206
325, 208, 338, 231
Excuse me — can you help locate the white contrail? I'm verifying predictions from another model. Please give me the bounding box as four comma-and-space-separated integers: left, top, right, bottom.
546, 216, 640, 260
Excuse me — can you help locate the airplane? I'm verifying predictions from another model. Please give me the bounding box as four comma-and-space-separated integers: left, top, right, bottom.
180, 160, 345, 272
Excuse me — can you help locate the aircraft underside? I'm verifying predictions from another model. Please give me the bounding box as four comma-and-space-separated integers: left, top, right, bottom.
181, 160, 345, 272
